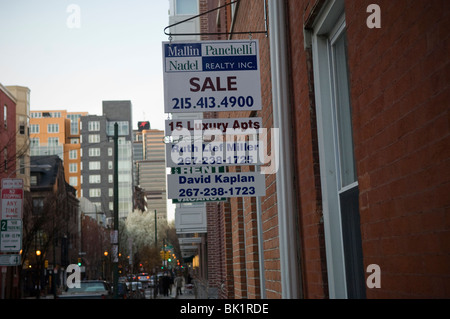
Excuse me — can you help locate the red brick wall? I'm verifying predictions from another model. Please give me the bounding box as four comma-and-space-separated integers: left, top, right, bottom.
0, 86, 17, 178
223, 0, 281, 298
287, 0, 449, 298
345, 0, 450, 298
286, 0, 330, 299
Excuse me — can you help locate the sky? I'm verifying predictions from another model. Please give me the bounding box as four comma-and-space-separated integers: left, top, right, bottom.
0, 0, 176, 220
0, 0, 170, 131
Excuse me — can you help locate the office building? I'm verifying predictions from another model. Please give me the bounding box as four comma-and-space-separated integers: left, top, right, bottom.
80, 101, 133, 220
134, 126, 167, 220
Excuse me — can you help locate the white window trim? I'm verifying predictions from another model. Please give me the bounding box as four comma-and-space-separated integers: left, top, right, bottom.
310, 0, 348, 299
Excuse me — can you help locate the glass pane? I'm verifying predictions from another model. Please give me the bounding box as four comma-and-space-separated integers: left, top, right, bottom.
333, 33, 357, 187
176, 0, 198, 15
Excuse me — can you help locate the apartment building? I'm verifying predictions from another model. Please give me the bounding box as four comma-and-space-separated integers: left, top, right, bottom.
0, 83, 17, 178
5, 85, 31, 191
80, 101, 133, 220
29, 110, 86, 197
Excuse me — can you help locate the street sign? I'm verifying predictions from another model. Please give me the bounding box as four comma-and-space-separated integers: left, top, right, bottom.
1, 179, 23, 189
165, 118, 262, 135
167, 172, 266, 199
0, 219, 22, 252
1, 179, 24, 220
0, 254, 21, 266
163, 40, 262, 113
1, 188, 23, 220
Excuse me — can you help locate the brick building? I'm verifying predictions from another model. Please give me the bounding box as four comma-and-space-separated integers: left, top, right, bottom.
183, 0, 450, 299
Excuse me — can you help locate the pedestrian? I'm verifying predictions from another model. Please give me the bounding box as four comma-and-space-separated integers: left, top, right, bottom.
162, 272, 170, 296
174, 273, 183, 296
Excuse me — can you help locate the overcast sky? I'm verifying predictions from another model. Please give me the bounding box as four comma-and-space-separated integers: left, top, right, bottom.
0, 0, 170, 130
0, 0, 176, 220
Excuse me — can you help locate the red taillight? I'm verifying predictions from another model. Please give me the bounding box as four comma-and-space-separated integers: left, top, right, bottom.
146, 276, 149, 279
138, 276, 141, 280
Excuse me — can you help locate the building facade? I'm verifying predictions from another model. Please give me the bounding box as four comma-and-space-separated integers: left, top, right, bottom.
186, 0, 450, 299
29, 110, 86, 197
80, 101, 134, 220
5, 86, 31, 191
0, 83, 17, 179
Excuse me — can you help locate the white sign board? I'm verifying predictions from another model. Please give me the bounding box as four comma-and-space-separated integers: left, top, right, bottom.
1, 179, 24, 220
1, 219, 23, 252
0, 254, 21, 266
167, 172, 266, 199
163, 40, 262, 113
165, 118, 262, 135
166, 138, 264, 167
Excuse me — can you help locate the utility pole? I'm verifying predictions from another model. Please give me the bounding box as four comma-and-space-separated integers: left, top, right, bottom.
154, 210, 157, 249
113, 122, 119, 299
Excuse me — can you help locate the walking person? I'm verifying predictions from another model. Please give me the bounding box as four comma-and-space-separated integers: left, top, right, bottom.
174, 273, 183, 296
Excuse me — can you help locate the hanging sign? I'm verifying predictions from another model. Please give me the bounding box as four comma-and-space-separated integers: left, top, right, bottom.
162, 40, 262, 113
167, 172, 266, 199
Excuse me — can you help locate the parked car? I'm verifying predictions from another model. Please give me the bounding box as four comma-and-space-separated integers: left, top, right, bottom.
137, 272, 150, 288
57, 280, 112, 299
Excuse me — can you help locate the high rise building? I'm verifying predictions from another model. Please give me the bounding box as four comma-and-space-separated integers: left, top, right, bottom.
29, 110, 86, 197
80, 101, 133, 220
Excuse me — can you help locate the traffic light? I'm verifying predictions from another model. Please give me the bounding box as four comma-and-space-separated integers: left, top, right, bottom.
160, 251, 165, 259
77, 257, 82, 267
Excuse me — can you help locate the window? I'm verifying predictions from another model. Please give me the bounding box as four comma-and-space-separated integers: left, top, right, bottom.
30, 124, 39, 134
47, 123, 59, 133
31, 138, 39, 146
88, 121, 100, 131
19, 156, 25, 174
89, 175, 101, 184
69, 150, 77, 159
89, 148, 101, 157
3, 148, 7, 171
106, 121, 129, 136
108, 174, 113, 183
3, 105, 7, 129
69, 177, 78, 186
48, 137, 59, 145
310, 0, 364, 299
31, 175, 38, 186
89, 189, 101, 197
69, 163, 77, 173
19, 116, 26, 134
108, 148, 113, 156
88, 134, 100, 143
176, 0, 198, 14
89, 161, 101, 170
32, 198, 44, 215
108, 161, 113, 169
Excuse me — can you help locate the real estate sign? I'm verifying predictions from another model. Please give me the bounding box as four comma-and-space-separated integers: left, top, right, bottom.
167, 172, 266, 200
163, 40, 262, 113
